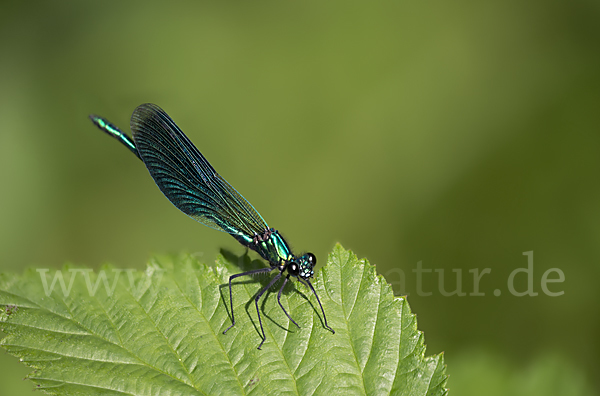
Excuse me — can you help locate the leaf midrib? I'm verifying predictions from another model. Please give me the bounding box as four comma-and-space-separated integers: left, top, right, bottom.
171, 265, 247, 395
337, 249, 368, 395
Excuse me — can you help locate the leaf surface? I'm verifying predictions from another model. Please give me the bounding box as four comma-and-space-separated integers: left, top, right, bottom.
0, 244, 447, 395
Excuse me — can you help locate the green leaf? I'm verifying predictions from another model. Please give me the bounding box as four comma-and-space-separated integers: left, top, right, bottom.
0, 244, 447, 395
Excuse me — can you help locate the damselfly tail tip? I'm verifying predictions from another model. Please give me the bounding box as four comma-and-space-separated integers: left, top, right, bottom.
89, 114, 103, 128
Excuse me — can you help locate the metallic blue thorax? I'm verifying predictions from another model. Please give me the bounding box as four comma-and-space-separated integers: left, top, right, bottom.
233, 228, 293, 266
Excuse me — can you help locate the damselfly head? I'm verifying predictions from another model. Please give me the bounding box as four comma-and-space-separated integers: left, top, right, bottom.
289, 252, 316, 280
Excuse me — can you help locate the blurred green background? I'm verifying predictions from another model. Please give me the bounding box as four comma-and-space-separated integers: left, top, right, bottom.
1, 1, 599, 394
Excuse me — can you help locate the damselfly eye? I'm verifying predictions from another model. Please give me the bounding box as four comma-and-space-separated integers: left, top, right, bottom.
288, 262, 299, 276
307, 253, 316, 265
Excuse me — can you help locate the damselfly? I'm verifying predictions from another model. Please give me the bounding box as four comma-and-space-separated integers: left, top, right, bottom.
89, 104, 334, 349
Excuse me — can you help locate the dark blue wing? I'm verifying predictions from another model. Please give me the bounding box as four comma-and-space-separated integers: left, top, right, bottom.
130, 103, 268, 237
